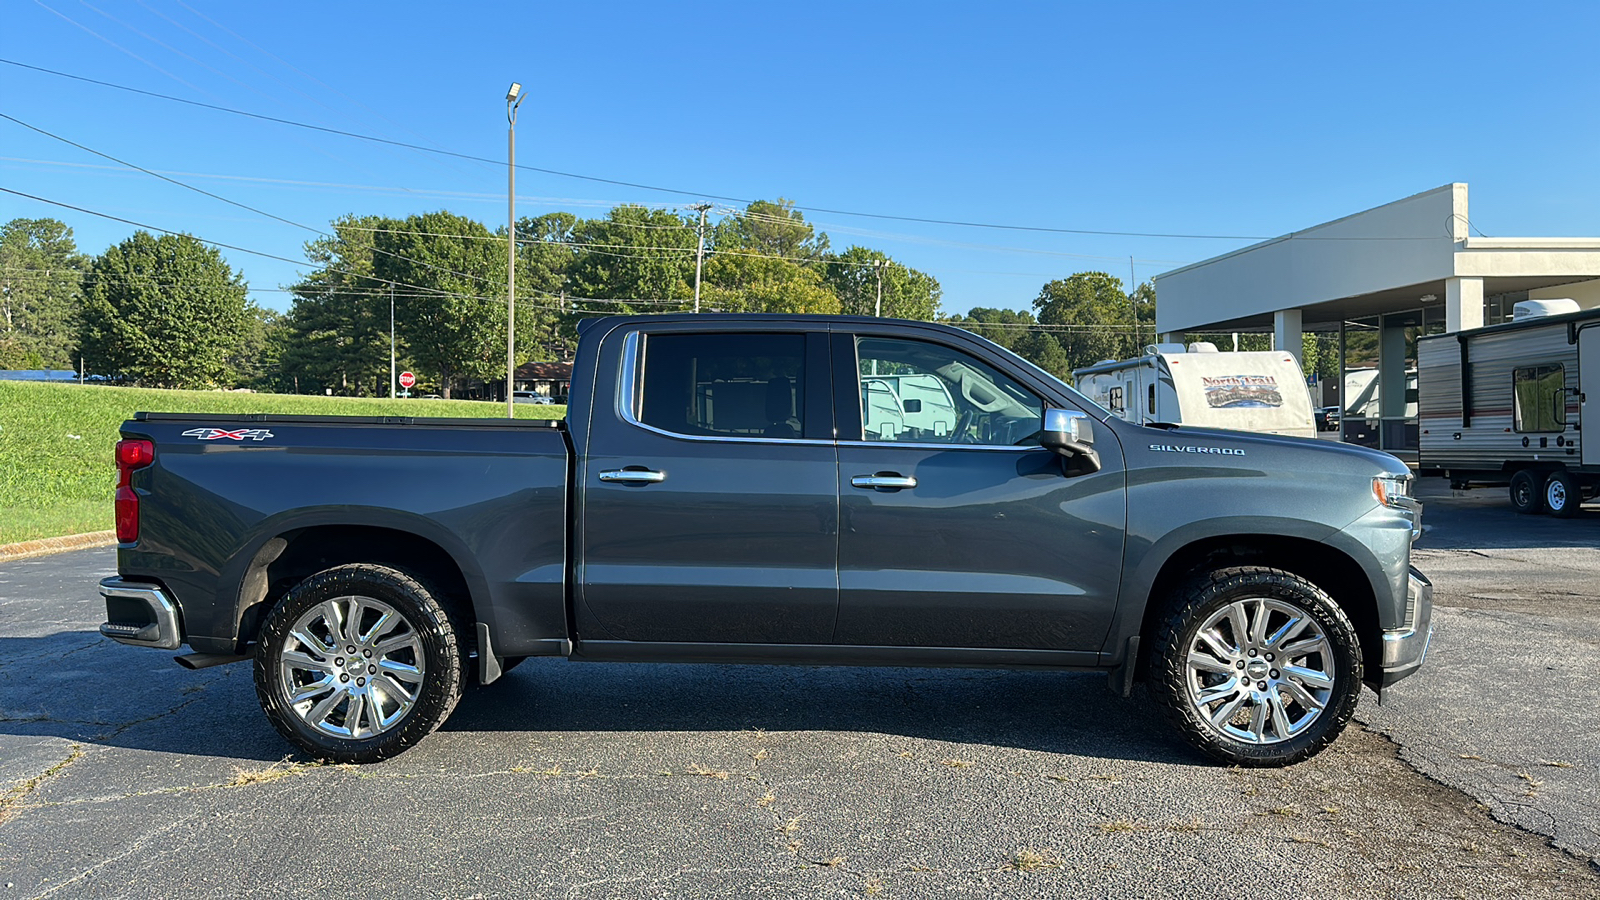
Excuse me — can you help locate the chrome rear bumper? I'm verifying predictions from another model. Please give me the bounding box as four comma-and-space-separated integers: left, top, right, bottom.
99, 577, 182, 650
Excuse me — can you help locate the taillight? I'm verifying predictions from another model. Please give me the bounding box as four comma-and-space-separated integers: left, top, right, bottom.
115, 439, 155, 543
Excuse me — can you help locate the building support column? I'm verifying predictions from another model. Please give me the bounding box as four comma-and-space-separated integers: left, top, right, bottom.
1274, 308, 1303, 366
1445, 277, 1484, 333
1378, 314, 1410, 453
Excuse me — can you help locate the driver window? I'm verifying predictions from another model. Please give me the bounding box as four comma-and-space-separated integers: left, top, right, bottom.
854, 338, 1043, 445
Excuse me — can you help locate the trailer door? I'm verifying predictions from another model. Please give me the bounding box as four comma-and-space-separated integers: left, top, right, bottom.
1583, 327, 1600, 466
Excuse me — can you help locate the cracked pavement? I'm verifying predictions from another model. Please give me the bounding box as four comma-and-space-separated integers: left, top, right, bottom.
2, 482, 1599, 898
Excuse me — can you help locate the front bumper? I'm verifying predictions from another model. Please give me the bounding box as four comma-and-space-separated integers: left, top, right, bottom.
99, 576, 183, 650
1376, 567, 1433, 687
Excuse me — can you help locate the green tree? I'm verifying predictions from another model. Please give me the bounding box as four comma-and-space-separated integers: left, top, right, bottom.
280, 215, 393, 396
227, 303, 282, 388
946, 307, 1037, 351
0, 217, 87, 369
376, 210, 526, 398
78, 231, 248, 388
567, 205, 697, 309
700, 253, 840, 314
824, 247, 941, 320
713, 199, 829, 261
1033, 272, 1142, 371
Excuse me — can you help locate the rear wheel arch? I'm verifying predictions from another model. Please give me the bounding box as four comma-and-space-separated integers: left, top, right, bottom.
232, 523, 482, 650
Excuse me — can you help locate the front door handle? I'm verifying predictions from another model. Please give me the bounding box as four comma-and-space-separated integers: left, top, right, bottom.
599, 468, 666, 484
851, 473, 917, 490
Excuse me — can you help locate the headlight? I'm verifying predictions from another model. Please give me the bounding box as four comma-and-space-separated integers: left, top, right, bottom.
1372, 473, 1413, 508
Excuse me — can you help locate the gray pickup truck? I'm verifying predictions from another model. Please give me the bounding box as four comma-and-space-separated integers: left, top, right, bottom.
99, 314, 1431, 767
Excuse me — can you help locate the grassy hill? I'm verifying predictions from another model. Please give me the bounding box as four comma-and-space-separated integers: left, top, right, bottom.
0, 381, 564, 544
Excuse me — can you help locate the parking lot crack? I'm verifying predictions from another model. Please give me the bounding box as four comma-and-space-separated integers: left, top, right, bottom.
0, 743, 83, 825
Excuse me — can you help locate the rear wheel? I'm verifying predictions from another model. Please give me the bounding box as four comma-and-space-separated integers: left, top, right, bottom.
1510, 470, 1545, 515
1150, 567, 1363, 767
253, 564, 466, 763
1546, 470, 1581, 518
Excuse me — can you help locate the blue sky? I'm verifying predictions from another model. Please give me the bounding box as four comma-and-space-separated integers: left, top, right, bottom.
3, 1, 1597, 316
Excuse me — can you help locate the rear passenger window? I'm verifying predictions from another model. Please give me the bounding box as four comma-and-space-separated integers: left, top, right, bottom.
638, 333, 806, 438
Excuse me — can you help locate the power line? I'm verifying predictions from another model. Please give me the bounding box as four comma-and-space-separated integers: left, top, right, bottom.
0, 112, 519, 295
0, 56, 1341, 243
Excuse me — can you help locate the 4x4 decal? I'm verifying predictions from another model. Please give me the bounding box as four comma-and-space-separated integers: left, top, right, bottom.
181, 427, 275, 441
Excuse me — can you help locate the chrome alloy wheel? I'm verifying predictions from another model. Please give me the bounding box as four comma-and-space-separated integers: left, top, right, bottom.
278, 595, 425, 740
1184, 598, 1334, 745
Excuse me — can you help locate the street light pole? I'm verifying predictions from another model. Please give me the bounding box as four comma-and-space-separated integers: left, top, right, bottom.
389, 281, 396, 399
690, 203, 711, 313
506, 82, 526, 419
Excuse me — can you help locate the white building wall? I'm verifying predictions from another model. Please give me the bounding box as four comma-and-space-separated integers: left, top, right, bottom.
1529, 278, 1600, 309
1154, 185, 1464, 334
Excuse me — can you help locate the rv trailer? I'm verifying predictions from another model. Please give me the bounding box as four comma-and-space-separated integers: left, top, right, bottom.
1073, 343, 1316, 439
1417, 299, 1599, 516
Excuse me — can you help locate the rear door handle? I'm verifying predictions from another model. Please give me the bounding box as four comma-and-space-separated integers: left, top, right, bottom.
851, 474, 917, 490
599, 468, 666, 484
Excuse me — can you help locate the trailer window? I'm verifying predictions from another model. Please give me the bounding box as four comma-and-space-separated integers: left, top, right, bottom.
1513, 364, 1566, 433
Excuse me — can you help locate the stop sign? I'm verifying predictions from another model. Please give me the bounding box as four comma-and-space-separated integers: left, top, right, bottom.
399, 371, 415, 389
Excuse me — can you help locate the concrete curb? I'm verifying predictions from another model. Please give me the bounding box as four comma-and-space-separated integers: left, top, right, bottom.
0, 531, 118, 562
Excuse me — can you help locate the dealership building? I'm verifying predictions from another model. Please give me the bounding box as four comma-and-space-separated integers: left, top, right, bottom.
1153, 184, 1600, 458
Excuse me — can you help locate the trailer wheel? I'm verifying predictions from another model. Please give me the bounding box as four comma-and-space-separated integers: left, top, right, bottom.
1545, 470, 1581, 518
1510, 470, 1545, 515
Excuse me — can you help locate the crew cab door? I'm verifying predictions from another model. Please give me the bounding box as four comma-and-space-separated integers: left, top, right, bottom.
576, 327, 839, 644
832, 331, 1126, 651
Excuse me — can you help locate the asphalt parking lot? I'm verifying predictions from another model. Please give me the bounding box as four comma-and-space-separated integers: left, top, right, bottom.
2, 480, 1598, 898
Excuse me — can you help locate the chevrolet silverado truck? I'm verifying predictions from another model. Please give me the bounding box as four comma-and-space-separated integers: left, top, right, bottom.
99, 314, 1431, 766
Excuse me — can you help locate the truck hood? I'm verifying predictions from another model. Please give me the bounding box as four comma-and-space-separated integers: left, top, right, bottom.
1129, 422, 1412, 477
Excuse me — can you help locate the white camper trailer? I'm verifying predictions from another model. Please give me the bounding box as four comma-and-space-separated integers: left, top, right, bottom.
1417, 298, 1600, 516
1073, 343, 1316, 439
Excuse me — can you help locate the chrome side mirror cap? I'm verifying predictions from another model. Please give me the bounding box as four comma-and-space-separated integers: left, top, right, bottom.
1041, 408, 1101, 474
1043, 408, 1092, 445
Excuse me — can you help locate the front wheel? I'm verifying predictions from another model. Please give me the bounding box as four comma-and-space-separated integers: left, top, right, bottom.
1150, 567, 1363, 767
253, 564, 467, 763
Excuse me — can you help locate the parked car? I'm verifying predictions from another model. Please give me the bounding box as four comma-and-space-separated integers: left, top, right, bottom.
1315, 406, 1342, 431
512, 391, 555, 405
98, 314, 1430, 767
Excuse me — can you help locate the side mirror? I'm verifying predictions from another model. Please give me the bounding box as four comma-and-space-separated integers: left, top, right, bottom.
1040, 408, 1101, 474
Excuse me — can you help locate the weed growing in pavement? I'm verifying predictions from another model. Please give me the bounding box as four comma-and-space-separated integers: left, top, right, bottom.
1006, 849, 1062, 871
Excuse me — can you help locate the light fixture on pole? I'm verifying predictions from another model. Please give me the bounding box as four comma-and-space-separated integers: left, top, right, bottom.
505, 81, 526, 419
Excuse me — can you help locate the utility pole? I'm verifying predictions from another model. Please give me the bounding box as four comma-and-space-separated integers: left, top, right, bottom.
505, 82, 526, 418
873, 259, 885, 317
1129, 256, 1139, 353
690, 203, 711, 313
389, 281, 396, 399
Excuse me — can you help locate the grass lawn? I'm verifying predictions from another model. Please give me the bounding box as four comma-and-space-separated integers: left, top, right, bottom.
0, 382, 564, 544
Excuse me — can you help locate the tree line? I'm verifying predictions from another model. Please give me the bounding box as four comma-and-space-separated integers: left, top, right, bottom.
1, 203, 1335, 395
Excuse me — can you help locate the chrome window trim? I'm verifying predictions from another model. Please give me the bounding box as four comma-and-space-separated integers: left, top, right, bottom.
616, 329, 1047, 453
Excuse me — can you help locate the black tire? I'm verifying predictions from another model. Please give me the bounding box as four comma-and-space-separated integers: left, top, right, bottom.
253, 564, 467, 763
1150, 566, 1363, 767
1510, 470, 1545, 515
1545, 470, 1581, 518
